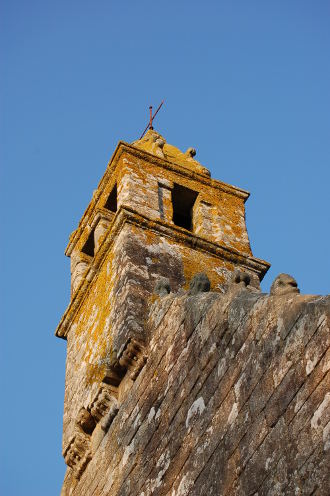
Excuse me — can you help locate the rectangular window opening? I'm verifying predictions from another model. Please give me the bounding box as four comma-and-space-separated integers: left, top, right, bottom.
172, 183, 198, 231
104, 184, 117, 212
81, 229, 95, 257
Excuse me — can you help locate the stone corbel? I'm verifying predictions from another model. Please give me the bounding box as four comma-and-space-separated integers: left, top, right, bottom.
76, 407, 96, 434
88, 383, 119, 455
118, 338, 147, 381
63, 431, 92, 479
63, 385, 119, 479
102, 339, 147, 386
62, 407, 95, 478
89, 383, 118, 423
102, 352, 126, 388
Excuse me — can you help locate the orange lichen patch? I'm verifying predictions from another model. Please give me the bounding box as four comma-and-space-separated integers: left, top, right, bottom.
181, 251, 231, 291
148, 293, 160, 306
130, 222, 236, 292
114, 153, 251, 255
126, 154, 204, 194
71, 249, 115, 387
132, 129, 210, 177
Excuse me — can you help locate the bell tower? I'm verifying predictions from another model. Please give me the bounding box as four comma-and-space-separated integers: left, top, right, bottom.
56, 129, 270, 488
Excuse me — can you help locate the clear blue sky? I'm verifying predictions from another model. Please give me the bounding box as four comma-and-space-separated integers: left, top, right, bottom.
1, 1, 329, 494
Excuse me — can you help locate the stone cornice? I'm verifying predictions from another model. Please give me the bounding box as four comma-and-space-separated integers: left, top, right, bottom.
56, 206, 270, 340
65, 141, 250, 257
116, 142, 250, 199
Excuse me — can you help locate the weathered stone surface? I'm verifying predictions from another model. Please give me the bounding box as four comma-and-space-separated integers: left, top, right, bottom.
270, 272, 300, 296
56, 131, 329, 495
59, 289, 330, 495
188, 272, 211, 295
154, 277, 171, 296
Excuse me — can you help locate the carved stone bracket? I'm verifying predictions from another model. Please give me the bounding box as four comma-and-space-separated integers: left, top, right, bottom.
76, 407, 96, 435
63, 339, 146, 479
89, 383, 118, 423
100, 402, 119, 433
102, 338, 147, 385
63, 432, 92, 479
118, 338, 147, 381
63, 383, 119, 479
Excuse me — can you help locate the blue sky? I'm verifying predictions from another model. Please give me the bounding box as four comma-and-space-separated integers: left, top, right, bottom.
1, 1, 329, 494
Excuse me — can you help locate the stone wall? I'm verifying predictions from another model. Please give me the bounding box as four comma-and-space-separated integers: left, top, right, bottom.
61, 275, 330, 495
62, 212, 265, 453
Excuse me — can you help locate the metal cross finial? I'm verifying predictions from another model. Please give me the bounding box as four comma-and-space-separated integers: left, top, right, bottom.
149, 106, 153, 130
140, 100, 164, 139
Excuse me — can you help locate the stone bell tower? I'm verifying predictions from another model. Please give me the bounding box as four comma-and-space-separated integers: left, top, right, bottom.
56, 129, 270, 492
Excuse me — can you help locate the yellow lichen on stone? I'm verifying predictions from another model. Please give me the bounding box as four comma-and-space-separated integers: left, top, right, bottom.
132, 129, 211, 177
